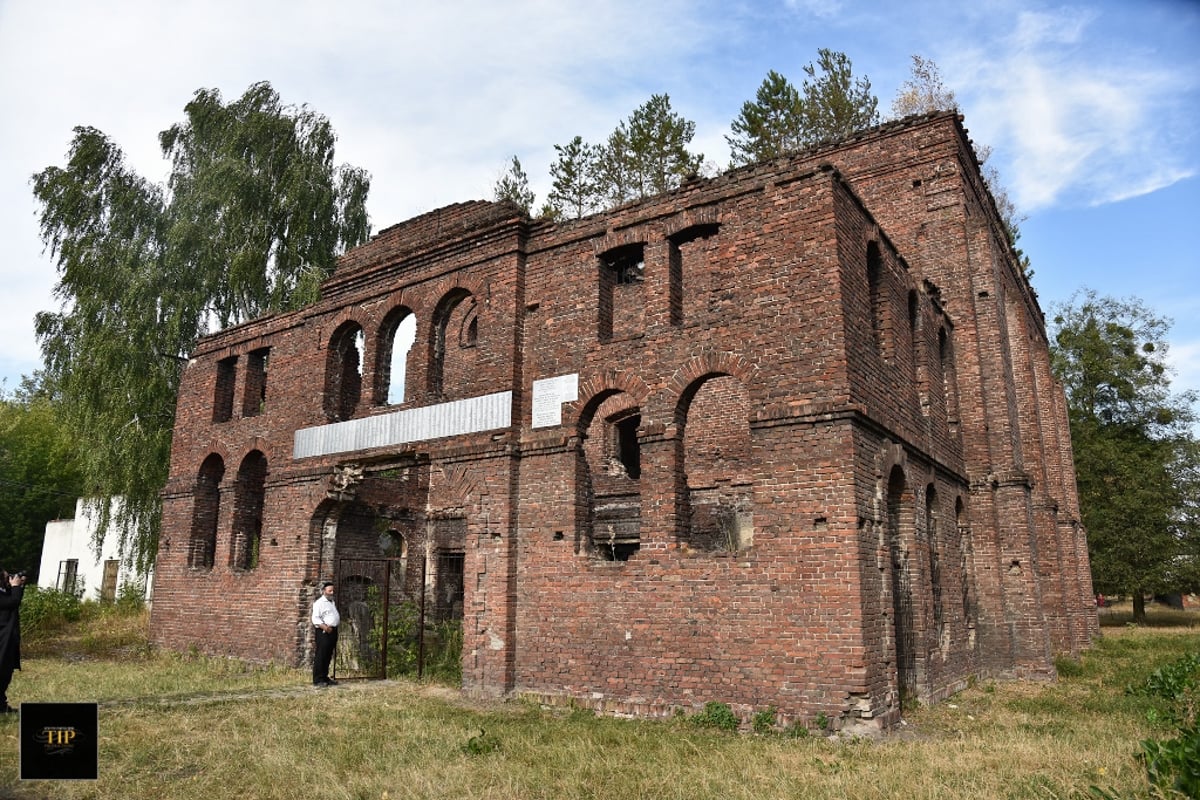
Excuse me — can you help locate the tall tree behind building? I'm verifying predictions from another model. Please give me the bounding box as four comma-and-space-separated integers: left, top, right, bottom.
547, 94, 703, 218
546, 136, 601, 220
1050, 290, 1200, 622
31, 82, 371, 568
799, 49, 880, 144
725, 51, 878, 167
493, 155, 536, 214
727, 70, 806, 167
890, 54, 958, 117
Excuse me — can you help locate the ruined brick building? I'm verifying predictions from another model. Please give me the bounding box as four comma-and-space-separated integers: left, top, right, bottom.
149, 112, 1096, 732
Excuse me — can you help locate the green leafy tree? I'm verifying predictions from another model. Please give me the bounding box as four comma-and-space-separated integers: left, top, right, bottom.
1050, 291, 1200, 622
32, 81, 371, 568
727, 70, 806, 167
799, 49, 879, 144
546, 136, 600, 220
492, 155, 536, 214
0, 376, 83, 580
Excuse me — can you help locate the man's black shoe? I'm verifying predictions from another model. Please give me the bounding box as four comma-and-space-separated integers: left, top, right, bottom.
325, 679, 339, 686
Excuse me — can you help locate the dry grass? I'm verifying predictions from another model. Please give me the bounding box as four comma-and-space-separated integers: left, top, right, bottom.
1, 609, 1197, 799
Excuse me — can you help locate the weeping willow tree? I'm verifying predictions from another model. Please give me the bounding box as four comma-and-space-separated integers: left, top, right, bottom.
31, 81, 371, 568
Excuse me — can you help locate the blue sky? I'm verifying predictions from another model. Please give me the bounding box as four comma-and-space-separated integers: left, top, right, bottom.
1, 0, 1197, 397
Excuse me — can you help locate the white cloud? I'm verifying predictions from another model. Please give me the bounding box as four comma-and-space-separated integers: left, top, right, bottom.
1166, 338, 1200, 400
0, 0, 725, 383
947, 6, 1197, 211
783, 0, 844, 19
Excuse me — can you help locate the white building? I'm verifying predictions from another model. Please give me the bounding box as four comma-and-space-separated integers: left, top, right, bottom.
38, 498, 153, 603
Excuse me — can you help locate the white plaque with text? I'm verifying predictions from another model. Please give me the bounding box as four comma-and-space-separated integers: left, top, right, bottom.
531, 373, 579, 428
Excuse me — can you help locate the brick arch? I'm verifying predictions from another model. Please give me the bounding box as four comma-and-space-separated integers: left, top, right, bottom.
876, 441, 909, 486
663, 207, 721, 240
193, 442, 236, 476
232, 437, 275, 470
428, 464, 481, 518
667, 352, 756, 422
576, 386, 645, 562
592, 228, 657, 257
885, 461, 919, 707
564, 370, 651, 431
309, 497, 343, 581
320, 307, 369, 342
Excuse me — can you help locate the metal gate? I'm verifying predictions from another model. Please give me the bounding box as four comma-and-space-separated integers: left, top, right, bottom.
333, 557, 426, 680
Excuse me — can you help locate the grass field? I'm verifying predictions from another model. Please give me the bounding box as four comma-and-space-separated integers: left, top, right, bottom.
0, 604, 1196, 800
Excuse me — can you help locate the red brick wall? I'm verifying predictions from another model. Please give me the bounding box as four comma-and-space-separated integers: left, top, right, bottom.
151, 113, 1092, 732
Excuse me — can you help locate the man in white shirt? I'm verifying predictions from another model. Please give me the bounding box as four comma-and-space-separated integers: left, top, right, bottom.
311, 581, 340, 686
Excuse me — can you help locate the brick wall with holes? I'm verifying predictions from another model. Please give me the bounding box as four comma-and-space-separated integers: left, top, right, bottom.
150, 112, 1092, 732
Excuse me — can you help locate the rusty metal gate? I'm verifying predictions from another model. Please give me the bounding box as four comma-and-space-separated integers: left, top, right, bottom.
333, 556, 426, 680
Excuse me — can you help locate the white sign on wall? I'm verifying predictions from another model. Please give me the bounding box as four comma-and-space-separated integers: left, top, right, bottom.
531, 373, 579, 428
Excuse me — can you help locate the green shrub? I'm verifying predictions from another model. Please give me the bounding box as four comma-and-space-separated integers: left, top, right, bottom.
19, 586, 83, 639
1141, 723, 1200, 799
366, 593, 421, 677
461, 727, 501, 755
115, 579, 147, 612
751, 706, 777, 734
691, 701, 740, 732
1129, 652, 1200, 707
425, 619, 463, 683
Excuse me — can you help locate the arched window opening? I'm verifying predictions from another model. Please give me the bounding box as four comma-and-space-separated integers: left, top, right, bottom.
325, 322, 364, 421
939, 326, 960, 430
375, 309, 417, 406
867, 241, 890, 359
430, 290, 476, 399
231, 450, 267, 571
189, 454, 224, 570
956, 496, 976, 638
581, 393, 641, 561
680, 374, 753, 552
378, 528, 408, 559
926, 485, 943, 635
888, 465, 917, 707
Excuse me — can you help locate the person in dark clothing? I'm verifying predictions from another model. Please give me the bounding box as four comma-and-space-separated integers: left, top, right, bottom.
0, 570, 27, 713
